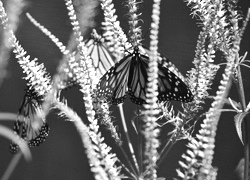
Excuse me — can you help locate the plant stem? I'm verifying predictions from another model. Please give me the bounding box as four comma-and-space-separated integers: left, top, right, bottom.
143, 141, 175, 178
243, 123, 249, 180
156, 135, 176, 167
142, 134, 176, 178
0, 112, 17, 121
1, 152, 22, 180
137, 105, 143, 174
118, 104, 139, 175
119, 144, 138, 178
117, 158, 138, 180
235, 65, 249, 180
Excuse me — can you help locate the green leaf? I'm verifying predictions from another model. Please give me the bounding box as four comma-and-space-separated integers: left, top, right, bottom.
234, 112, 249, 145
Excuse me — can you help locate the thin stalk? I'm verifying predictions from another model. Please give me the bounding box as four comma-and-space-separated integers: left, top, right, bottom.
235, 66, 249, 180
119, 144, 138, 178
143, 143, 175, 178
1, 152, 22, 180
142, 134, 176, 178
243, 125, 249, 180
156, 136, 176, 167
117, 159, 137, 180
137, 105, 143, 174
118, 104, 140, 175
236, 67, 247, 114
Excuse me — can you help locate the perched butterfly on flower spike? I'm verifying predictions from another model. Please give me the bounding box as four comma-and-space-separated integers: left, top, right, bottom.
74, 29, 115, 79
58, 29, 115, 91
86, 29, 115, 78
96, 46, 193, 105
10, 87, 49, 153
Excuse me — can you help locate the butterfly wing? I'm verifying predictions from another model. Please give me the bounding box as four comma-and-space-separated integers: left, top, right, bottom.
127, 53, 148, 105
127, 52, 193, 104
97, 54, 132, 105
85, 33, 115, 78
10, 89, 49, 153
97, 47, 193, 106
157, 59, 193, 103
142, 46, 186, 82
61, 31, 115, 90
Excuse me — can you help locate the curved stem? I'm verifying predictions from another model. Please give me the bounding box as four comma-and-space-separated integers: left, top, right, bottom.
0, 112, 17, 121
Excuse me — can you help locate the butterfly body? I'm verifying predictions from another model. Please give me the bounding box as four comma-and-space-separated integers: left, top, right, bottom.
97, 47, 193, 105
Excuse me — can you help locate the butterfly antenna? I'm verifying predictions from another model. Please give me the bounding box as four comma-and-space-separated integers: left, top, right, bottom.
118, 104, 140, 175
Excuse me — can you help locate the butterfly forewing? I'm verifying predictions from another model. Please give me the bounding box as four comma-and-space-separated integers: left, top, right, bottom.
62, 30, 115, 91
98, 44, 115, 75
128, 53, 149, 104
85, 32, 115, 78
97, 55, 131, 105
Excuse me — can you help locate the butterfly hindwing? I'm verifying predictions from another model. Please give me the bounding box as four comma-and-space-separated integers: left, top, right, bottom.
9, 88, 49, 153
157, 59, 193, 102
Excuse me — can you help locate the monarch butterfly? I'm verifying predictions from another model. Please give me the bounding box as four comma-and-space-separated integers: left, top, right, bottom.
74, 29, 115, 79
142, 47, 186, 83
58, 30, 115, 91
96, 46, 193, 105
10, 87, 49, 153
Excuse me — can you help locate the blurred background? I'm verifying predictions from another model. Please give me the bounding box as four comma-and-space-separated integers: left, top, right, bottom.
0, 0, 250, 179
